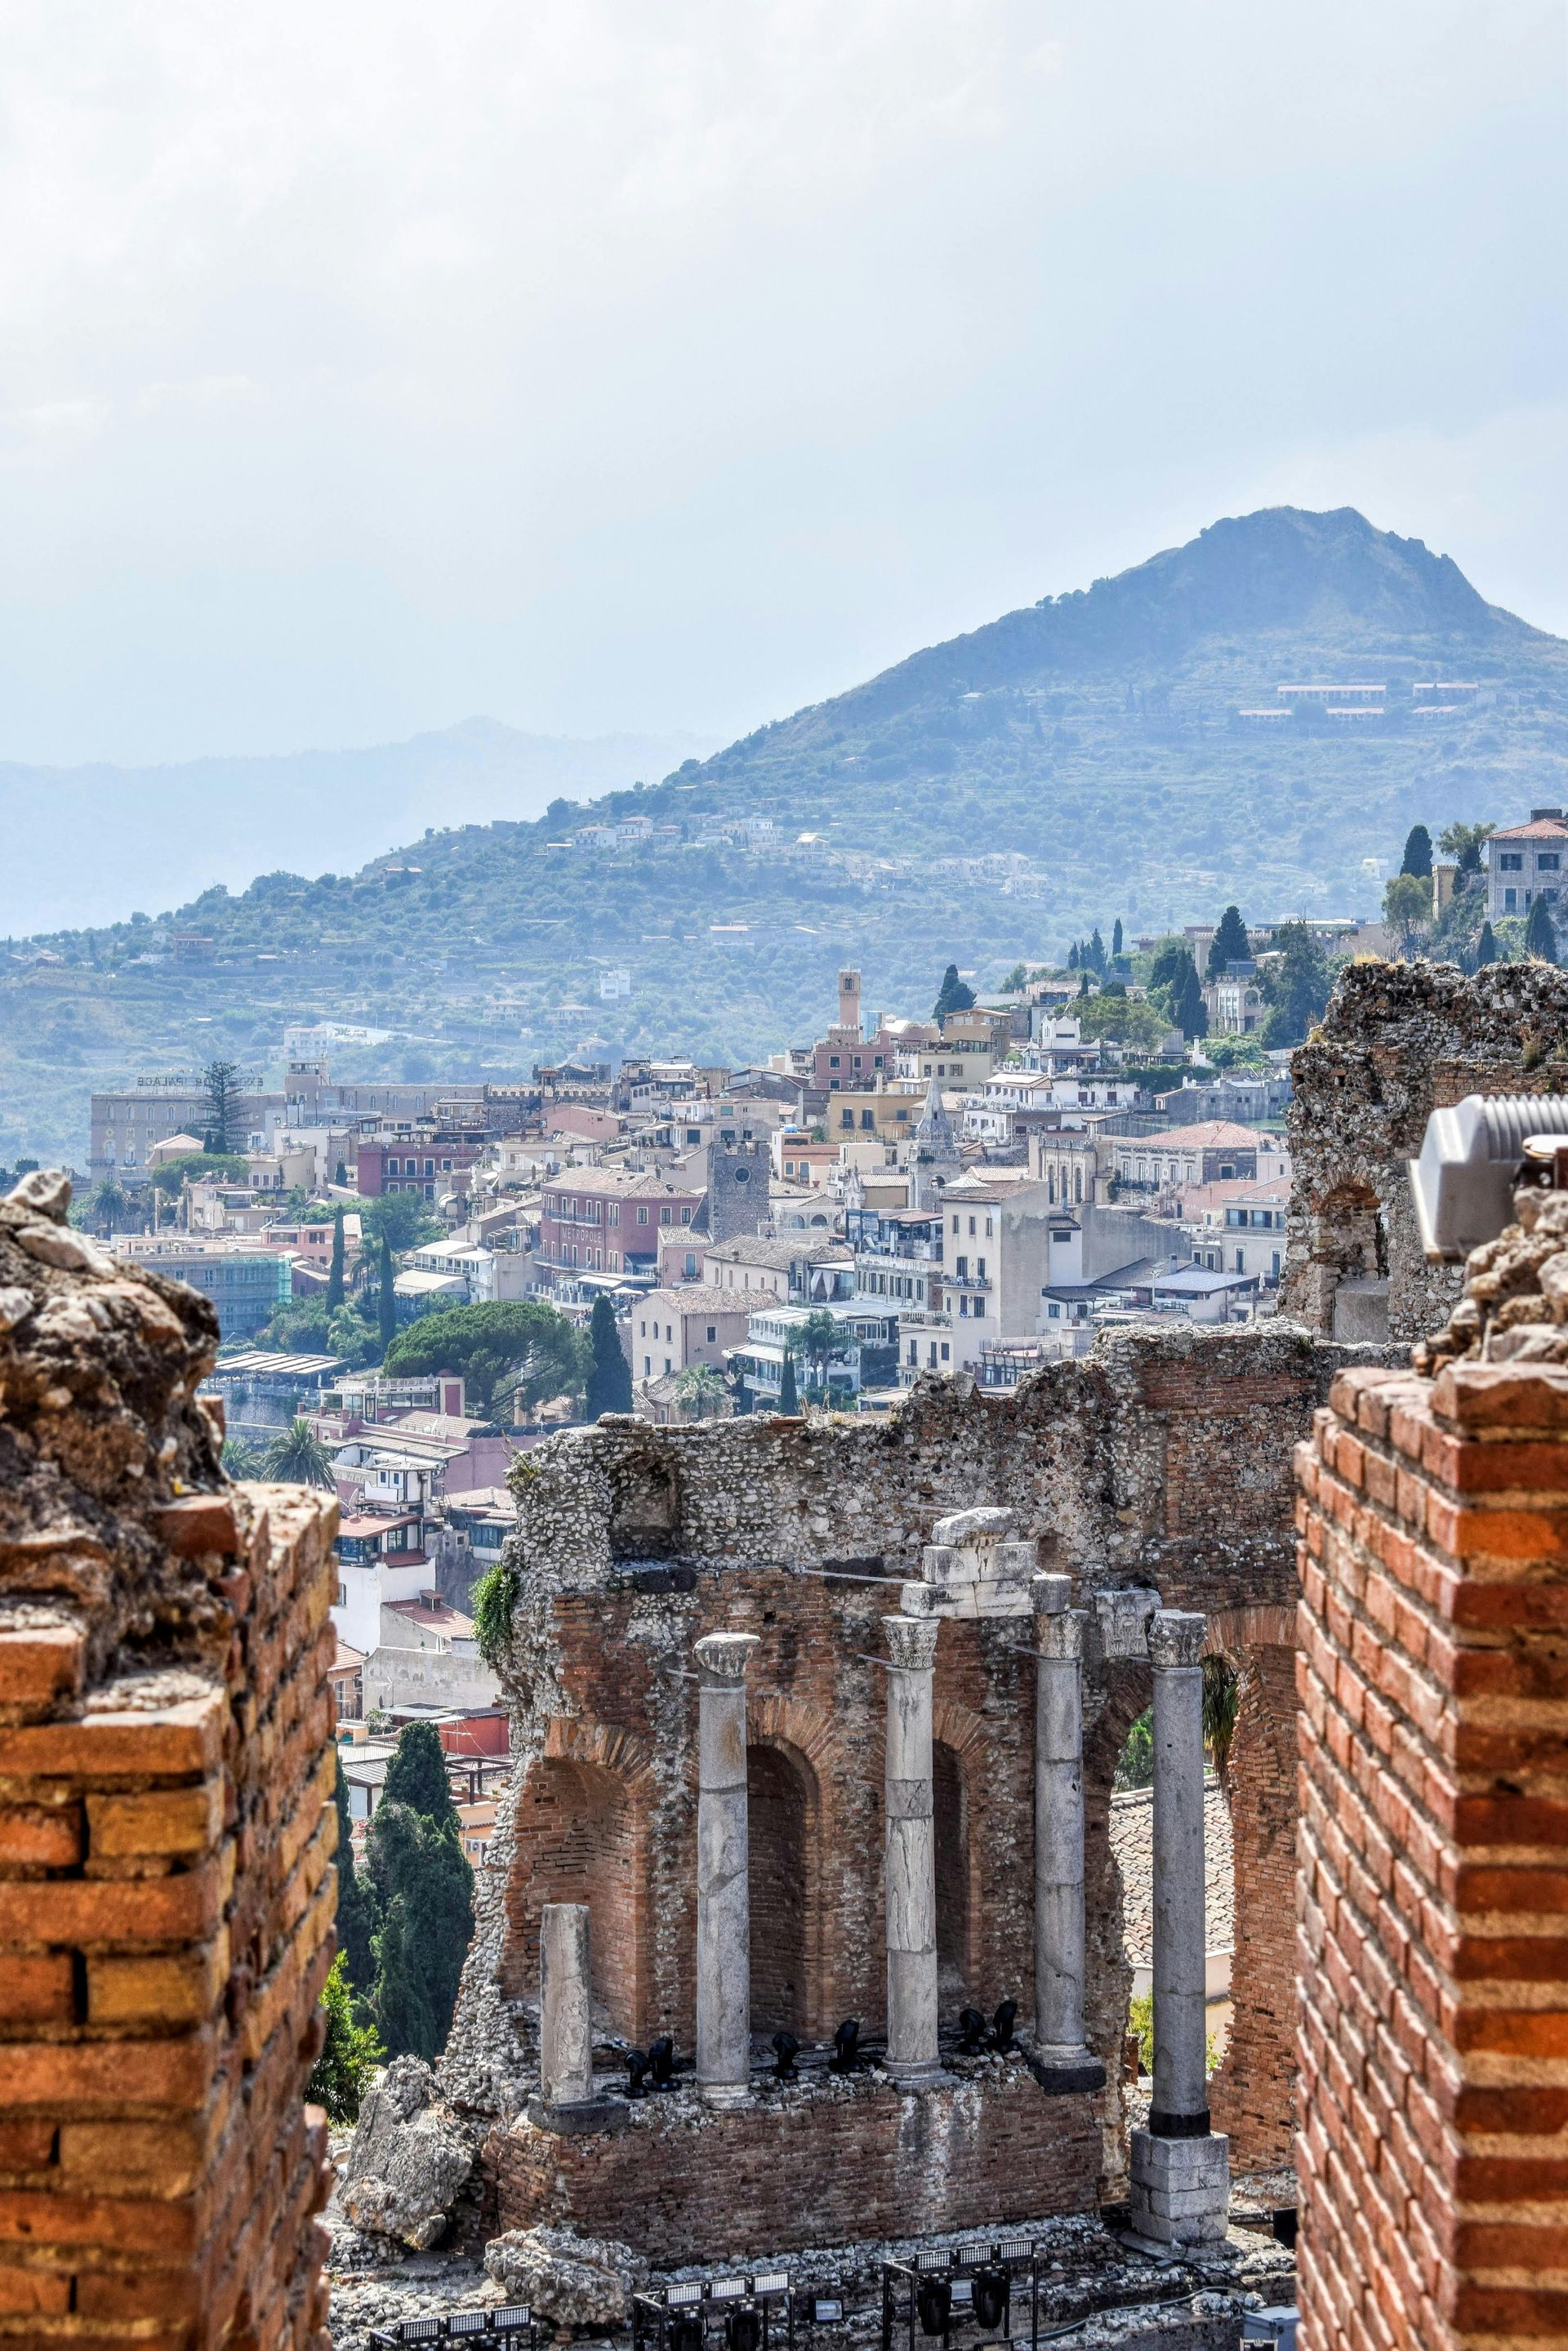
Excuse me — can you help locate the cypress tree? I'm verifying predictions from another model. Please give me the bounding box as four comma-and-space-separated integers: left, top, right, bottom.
584, 1294, 632, 1418
334, 1159, 349, 1187
1205, 905, 1250, 976
382, 1721, 456, 1824
371, 1894, 439, 2062
1401, 824, 1434, 879
777, 1349, 799, 1414
1067, 943, 1079, 971
1526, 895, 1558, 963
1088, 927, 1106, 974
1169, 958, 1209, 1040
1475, 919, 1498, 968
933, 963, 975, 1018
332, 1755, 380, 1993
326, 1206, 345, 1314
1111, 917, 1124, 959
377, 1231, 397, 1353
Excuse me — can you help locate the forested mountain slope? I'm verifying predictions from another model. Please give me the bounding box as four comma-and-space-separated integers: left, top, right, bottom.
7, 506, 1566, 1168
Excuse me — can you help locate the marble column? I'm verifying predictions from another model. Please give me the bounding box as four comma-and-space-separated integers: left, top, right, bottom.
695, 1630, 759, 2106
1031, 1575, 1103, 2091
539, 1901, 594, 2108
884, 1611, 942, 2086
1130, 1607, 1229, 2246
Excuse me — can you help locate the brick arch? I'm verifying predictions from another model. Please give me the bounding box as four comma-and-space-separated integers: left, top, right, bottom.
1204, 1603, 1297, 1655
931, 1696, 990, 2013
747, 1735, 821, 2041
503, 1718, 658, 2041
1203, 1640, 1298, 2171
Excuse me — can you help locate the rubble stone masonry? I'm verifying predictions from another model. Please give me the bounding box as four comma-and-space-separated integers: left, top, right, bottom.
0, 1173, 338, 2349
1297, 1356, 1568, 2350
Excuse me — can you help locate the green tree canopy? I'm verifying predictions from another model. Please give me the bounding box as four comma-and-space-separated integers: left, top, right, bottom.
366, 1798, 474, 2061
1165, 957, 1208, 1040
1438, 820, 1494, 875
1474, 919, 1499, 969
1087, 927, 1107, 974
151, 1151, 247, 1196
1260, 921, 1330, 1047
1400, 824, 1434, 879
1205, 905, 1250, 975
1526, 894, 1558, 963
1073, 993, 1171, 1050
359, 1191, 442, 1251
308, 1953, 384, 2123
382, 1721, 457, 1826
1383, 871, 1432, 949
377, 1231, 398, 1354
674, 1365, 726, 1419
1145, 938, 1191, 995
201, 1058, 243, 1155
370, 1892, 439, 2061
584, 1294, 632, 1418
264, 1418, 336, 1488
382, 1298, 589, 1418
933, 963, 976, 1018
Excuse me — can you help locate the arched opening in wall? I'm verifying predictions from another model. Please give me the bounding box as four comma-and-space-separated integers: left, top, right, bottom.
608, 1454, 681, 1559
505, 1756, 644, 2042
933, 1739, 971, 2006
1205, 1641, 1299, 2173
747, 1741, 817, 2037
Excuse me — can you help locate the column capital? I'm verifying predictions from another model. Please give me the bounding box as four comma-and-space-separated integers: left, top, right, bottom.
1037, 1606, 1086, 1661
695, 1631, 760, 1684
1031, 1571, 1072, 1620
1148, 1609, 1205, 1669
884, 1613, 940, 1672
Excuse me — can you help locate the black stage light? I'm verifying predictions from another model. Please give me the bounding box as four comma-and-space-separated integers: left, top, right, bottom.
725, 2307, 762, 2351
626, 2048, 650, 2098
991, 2000, 1018, 2053
771, 2032, 800, 2081
830, 2019, 861, 2073
970, 2269, 1009, 2331
670, 2313, 705, 2351
915, 2277, 952, 2338
648, 2035, 676, 2090
956, 2007, 987, 2055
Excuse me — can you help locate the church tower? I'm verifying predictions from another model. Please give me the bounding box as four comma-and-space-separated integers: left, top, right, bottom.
911, 1071, 960, 1211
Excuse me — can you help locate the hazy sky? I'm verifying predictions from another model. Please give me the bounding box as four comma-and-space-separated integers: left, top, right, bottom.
1, 0, 1563, 768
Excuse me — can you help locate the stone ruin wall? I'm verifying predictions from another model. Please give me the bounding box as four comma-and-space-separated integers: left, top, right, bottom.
0, 1173, 339, 2348
440, 1322, 1393, 2255
1283, 959, 1568, 1345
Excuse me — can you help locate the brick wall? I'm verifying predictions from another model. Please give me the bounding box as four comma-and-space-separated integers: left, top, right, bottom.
495, 2069, 1100, 2260
0, 1173, 339, 2347
1207, 1643, 1298, 2171
1296, 1357, 1568, 2349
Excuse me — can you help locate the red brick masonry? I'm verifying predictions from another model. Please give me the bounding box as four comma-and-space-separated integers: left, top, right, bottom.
0, 1485, 340, 2349
1296, 1360, 1568, 2350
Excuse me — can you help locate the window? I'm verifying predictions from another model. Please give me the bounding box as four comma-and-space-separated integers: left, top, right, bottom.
940, 1342, 950, 1361
829, 1054, 840, 1067
1235, 1249, 1245, 1273
337, 1583, 346, 1605
660, 1206, 671, 1224
1500, 853, 1524, 870
664, 1357, 672, 1374
1505, 888, 1518, 911
644, 1356, 651, 1375
952, 1216, 960, 1234
638, 1205, 649, 1224
973, 1296, 986, 1318
610, 1204, 620, 1225
1048, 1302, 1060, 1319
976, 1258, 987, 1278
861, 1111, 875, 1130
706, 1325, 716, 1342
680, 1206, 693, 1222
388, 1158, 400, 1175
1541, 854, 1561, 872
425, 1160, 434, 1177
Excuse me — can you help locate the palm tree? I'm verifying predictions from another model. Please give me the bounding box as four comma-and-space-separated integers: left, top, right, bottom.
800, 1309, 844, 1398
674, 1365, 727, 1423
265, 1418, 336, 1488
87, 1175, 131, 1236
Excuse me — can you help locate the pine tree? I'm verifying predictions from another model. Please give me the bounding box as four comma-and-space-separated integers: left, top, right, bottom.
201, 1059, 242, 1155
584, 1294, 632, 1418
1111, 917, 1124, 959
1526, 894, 1558, 963
1475, 919, 1498, 969
1401, 824, 1434, 879
332, 1755, 380, 1993
777, 1349, 800, 1414
933, 963, 976, 1018
377, 1231, 397, 1353
1205, 905, 1250, 976
326, 1206, 345, 1314
383, 1721, 457, 1825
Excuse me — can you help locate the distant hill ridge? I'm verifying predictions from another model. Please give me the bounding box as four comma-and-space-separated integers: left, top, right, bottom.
5, 505, 1567, 1169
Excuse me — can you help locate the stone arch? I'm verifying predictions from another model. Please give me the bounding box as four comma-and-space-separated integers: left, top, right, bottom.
503, 1718, 657, 2041
1085, 1663, 1155, 2201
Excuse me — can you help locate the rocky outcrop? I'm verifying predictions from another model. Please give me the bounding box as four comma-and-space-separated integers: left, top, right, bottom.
341, 2057, 476, 2250
483, 2224, 648, 2327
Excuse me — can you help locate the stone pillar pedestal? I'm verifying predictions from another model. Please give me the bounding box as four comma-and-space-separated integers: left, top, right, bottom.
1031, 1575, 1104, 2095
695, 1630, 759, 2107
1129, 1608, 1229, 2246
884, 1612, 942, 2086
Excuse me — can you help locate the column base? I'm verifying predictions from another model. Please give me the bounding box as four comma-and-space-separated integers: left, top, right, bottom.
1027, 2044, 1107, 2095
1128, 2127, 1230, 2246
886, 2059, 952, 2091
526, 2095, 630, 2136
697, 2080, 751, 2109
